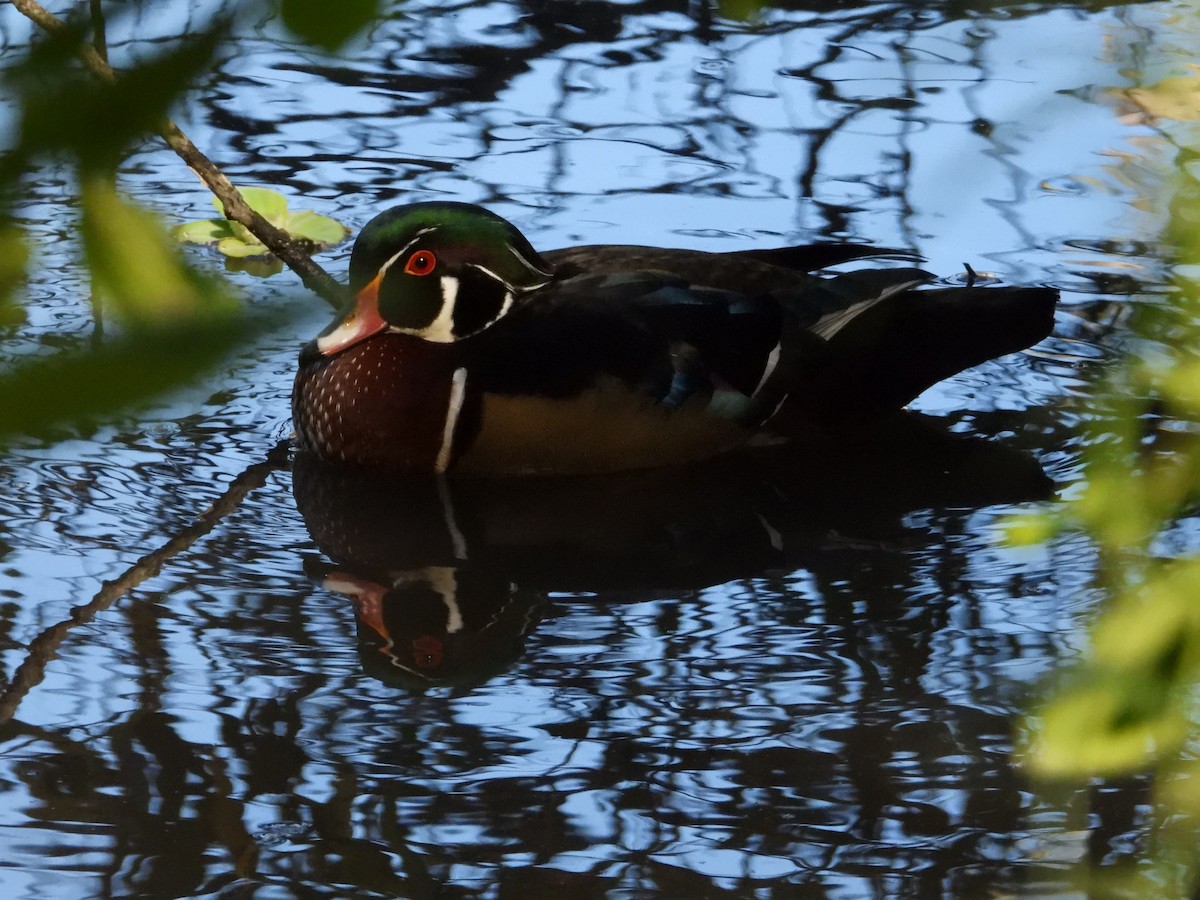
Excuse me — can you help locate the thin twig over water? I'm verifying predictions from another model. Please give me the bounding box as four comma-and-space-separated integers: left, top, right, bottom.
0, 442, 289, 725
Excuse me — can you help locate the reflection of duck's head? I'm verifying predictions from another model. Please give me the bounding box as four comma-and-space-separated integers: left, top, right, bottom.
293, 412, 1054, 689
305, 560, 541, 689
292, 201, 1057, 475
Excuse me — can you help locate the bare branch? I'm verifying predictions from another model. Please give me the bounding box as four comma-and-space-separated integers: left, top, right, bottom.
0, 443, 287, 724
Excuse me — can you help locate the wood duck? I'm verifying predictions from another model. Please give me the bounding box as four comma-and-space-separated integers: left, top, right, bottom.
292, 202, 1057, 475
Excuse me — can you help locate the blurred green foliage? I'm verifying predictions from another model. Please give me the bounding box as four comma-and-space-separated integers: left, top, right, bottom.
0, 220, 28, 328
83, 176, 240, 323
280, 0, 382, 50
0, 0, 377, 441
4, 17, 223, 176
1021, 7, 1200, 893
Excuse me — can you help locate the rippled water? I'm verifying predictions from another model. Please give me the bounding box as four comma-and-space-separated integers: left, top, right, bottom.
0, 0, 1189, 896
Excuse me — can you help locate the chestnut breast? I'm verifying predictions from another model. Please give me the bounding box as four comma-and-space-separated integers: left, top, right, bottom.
293, 334, 463, 470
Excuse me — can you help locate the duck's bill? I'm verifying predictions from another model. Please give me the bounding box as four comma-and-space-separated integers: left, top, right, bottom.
316, 274, 387, 355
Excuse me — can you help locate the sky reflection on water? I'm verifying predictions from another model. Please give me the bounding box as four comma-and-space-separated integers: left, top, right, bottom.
0, 0, 1191, 896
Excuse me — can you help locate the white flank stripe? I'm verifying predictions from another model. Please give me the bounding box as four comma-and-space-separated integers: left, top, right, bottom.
435, 367, 468, 473
437, 476, 469, 560
812, 277, 925, 341
752, 342, 782, 396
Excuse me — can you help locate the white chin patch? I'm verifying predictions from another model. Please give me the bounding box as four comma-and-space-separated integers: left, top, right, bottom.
400, 274, 515, 342
400, 275, 459, 343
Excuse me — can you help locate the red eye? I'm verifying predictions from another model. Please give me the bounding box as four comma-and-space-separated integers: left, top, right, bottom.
411, 635, 444, 668
404, 250, 437, 276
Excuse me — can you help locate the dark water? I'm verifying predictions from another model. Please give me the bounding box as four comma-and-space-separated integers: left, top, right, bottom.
0, 0, 1185, 896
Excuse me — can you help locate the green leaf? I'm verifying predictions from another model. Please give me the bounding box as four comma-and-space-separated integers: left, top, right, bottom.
82, 177, 236, 326
286, 209, 350, 247
172, 219, 236, 244
214, 186, 288, 227
229, 220, 259, 245
1092, 562, 1200, 677
1123, 68, 1200, 123
224, 256, 284, 278
280, 0, 381, 51
217, 236, 270, 258
717, 0, 767, 21
1000, 509, 1059, 547
1026, 676, 1188, 779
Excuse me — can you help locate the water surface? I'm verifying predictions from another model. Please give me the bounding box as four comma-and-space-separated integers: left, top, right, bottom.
0, 0, 1187, 896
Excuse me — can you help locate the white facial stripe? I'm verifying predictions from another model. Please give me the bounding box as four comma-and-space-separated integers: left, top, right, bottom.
442, 593, 465, 634
378, 566, 462, 679
389, 568, 464, 633
395, 270, 516, 341
469, 262, 516, 293
505, 247, 554, 283
463, 264, 517, 328
495, 291, 515, 323
383, 237, 541, 343
377, 225, 440, 276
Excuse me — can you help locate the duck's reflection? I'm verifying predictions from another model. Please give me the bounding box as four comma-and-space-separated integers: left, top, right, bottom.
293, 412, 1054, 688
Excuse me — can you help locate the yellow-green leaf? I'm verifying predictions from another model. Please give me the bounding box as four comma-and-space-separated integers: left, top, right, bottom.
172, 219, 236, 244
1092, 562, 1200, 676
1124, 67, 1200, 123
0, 220, 28, 327
82, 177, 237, 325
1000, 509, 1060, 547
217, 235, 270, 258
213, 186, 289, 227
0, 313, 283, 444
178, 187, 347, 262
1027, 677, 1188, 779
287, 209, 349, 247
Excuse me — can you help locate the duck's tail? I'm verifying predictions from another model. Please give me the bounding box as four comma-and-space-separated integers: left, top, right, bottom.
773, 284, 1059, 430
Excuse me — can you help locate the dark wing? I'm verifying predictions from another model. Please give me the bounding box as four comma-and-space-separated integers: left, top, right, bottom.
465, 247, 941, 427
544, 242, 919, 281
733, 243, 921, 271
462, 267, 782, 411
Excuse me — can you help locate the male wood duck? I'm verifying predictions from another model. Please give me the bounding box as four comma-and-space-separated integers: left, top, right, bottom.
292, 202, 1057, 475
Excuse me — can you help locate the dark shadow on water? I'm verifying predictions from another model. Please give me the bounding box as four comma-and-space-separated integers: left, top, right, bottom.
293, 412, 1053, 690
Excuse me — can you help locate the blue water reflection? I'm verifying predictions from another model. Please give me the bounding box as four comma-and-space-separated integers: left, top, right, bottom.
0, 0, 1187, 895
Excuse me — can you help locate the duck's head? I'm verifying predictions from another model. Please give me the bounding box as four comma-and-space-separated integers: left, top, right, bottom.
316, 202, 555, 355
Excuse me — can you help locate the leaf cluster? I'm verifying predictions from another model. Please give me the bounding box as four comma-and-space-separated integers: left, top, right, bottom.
1020, 14, 1200, 890
173, 187, 348, 259
0, 0, 379, 441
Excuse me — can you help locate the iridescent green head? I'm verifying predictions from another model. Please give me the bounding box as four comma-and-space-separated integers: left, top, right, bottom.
317, 202, 554, 354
